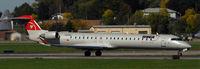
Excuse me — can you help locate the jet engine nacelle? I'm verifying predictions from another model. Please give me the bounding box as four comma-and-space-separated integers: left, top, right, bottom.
41, 32, 59, 39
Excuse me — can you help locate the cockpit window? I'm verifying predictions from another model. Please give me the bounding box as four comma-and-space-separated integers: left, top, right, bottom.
171, 38, 182, 41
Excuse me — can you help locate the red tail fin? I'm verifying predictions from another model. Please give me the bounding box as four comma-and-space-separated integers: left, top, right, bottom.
18, 15, 42, 30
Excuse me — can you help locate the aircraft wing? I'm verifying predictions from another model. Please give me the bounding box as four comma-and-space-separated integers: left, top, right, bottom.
67, 43, 113, 49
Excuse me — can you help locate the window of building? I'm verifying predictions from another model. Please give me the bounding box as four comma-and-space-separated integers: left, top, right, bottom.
97, 31, 106, 34
111, 31, 120, 34
139, 31, 148, 34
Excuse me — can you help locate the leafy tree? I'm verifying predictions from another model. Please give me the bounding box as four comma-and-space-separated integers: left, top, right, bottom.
102, 9, 114, 25
64, 20, 74, 32
38, 2, 50, 20
62, 12, 73, 20
127, 10, 146, 25
167, 0, 196, 14
12, 3, 33, 17
160, 0, 169, 14
124, 0, 161, 13
49, 23, 65, 31
186, 14, 200, 34
160, 0, 169, 8
32, 14, 39, 21
181, 8, 200, 34
182, 8, 196, 19
144, 13, 170, 34
115, 3, 132, 25
168, 19, 186, 34
72, 20, 88, 31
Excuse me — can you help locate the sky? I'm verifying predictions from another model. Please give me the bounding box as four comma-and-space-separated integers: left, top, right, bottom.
0, 0, 35, 13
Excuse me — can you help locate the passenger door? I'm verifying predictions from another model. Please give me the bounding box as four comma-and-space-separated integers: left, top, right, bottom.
161, 40, 166, 48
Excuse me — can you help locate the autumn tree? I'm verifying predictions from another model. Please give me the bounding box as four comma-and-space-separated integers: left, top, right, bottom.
182, 8, 196, 19
181, 8, 200, 34
102, 9, 114, 25
72, 20, 88, 31
62, 12, 73, 20
160, 0, 169, 14
186, 14, 200, 34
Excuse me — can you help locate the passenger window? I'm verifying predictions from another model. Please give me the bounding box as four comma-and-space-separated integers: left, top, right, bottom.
171, 38, 182, 41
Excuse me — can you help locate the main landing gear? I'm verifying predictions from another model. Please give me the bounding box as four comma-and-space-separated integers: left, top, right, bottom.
84, 50, 91, 56
84, 50, 102, 56
172, 50, 183, 59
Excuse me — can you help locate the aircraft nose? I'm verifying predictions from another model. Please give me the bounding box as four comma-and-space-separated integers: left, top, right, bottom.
182, 42, 192, 48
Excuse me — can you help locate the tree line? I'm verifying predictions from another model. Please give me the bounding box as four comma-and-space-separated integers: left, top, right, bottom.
10, 0, 200, 35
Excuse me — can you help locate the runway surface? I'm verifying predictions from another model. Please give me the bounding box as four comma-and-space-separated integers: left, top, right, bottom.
0, 50, 200, 59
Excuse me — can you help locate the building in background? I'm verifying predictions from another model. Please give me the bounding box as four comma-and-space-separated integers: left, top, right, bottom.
90, 25, 151, 34
0, 10, 22, 41
0, 10, 13, 31
143, 8, 180, 19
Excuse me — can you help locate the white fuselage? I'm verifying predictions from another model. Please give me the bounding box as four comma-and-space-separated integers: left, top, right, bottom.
43, 32, 192, 50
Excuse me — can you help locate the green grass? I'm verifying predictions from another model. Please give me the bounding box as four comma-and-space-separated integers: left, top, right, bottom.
0, 59, 199, 69
0, 42, 199, 53
0, 43, 82, 53
189, 42, 200, 50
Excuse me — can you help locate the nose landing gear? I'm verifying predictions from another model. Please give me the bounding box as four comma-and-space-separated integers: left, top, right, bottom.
172, 49, 188, 59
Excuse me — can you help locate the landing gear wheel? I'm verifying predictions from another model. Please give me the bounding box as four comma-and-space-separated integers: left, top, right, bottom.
95, 50, 102, 56
84, 51, 91, 56
172, 55, 180, 59
172, 50, 182, 59
178, 53, 183, 56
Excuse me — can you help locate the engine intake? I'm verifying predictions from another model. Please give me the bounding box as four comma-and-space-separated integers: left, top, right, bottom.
40, 32, 59, 39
